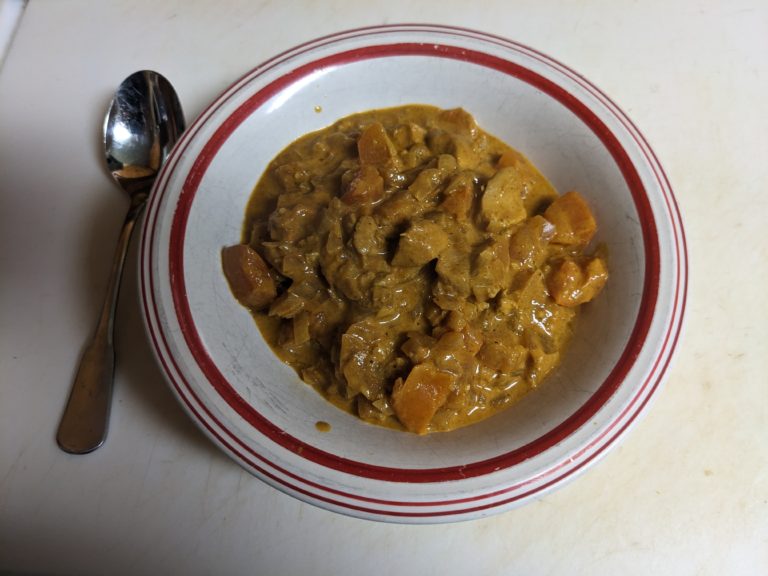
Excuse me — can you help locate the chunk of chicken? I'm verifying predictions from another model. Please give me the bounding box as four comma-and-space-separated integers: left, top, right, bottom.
430, 330, 481, 376
497, 149, 558, 214
435, 246, 472, 299
401, 332, 437, 364
528, 345, 560, 385
375, 190, 425, 229
437, 108, 478, 137
440, 172, 475, 220
339, 320, 396, 400
407, 168, 443, 202
516, 270, 575, 353
509, 215, 556, 270
471, 236, 511, 302
477, 340, 528, 376
392, 220, 450, 267
481, 167, 527, 232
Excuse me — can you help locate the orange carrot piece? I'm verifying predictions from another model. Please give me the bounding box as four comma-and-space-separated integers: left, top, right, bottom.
544, 191, 597, 246
392, 364, 453, 434
547, 257, 608, 307
341, 165, 384, 205
357, 122, 397, 166
221, 245, 277, 310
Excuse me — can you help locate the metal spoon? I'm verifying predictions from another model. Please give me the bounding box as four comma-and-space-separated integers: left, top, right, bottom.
56, 70, 185, 454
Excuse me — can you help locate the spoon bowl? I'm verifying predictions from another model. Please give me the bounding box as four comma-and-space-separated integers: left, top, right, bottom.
105, 71, 184, 196
56, 70, 185, 454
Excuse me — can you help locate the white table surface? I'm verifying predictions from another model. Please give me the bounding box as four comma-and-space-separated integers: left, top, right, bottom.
1, 1, 766, 574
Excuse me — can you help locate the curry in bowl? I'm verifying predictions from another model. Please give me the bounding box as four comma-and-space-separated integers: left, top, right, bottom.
222, 105, 607, 434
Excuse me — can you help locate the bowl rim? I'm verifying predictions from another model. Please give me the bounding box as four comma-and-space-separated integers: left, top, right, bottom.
139, 23, 687, 521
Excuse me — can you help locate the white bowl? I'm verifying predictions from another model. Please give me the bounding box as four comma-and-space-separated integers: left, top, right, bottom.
140, 25, 687, 523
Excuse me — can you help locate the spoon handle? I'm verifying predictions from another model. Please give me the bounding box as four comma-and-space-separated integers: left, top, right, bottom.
56, 195, 146, 454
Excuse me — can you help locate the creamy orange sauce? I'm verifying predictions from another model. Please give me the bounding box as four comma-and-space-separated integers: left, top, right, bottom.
225, 105, 608, 434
